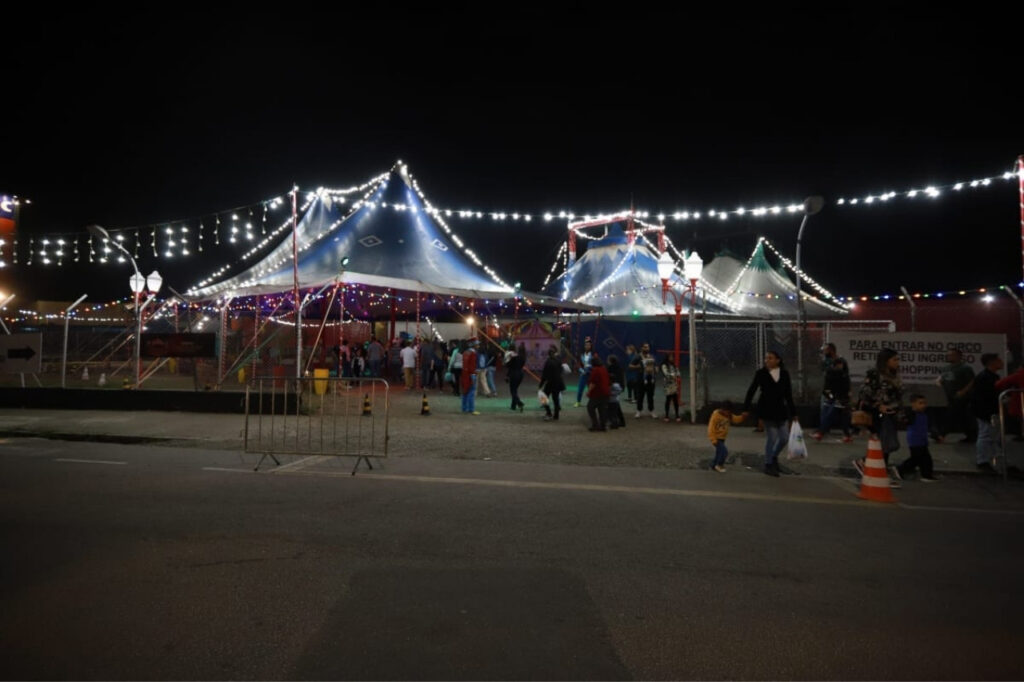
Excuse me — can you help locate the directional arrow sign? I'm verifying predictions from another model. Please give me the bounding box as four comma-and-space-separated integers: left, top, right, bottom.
0, 333, 43, 373
8, 346, 36, 361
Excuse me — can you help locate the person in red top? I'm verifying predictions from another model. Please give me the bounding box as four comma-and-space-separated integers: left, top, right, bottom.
460, 339, 479, 414
586, 355, 611, 431
996, 364, 1024, 440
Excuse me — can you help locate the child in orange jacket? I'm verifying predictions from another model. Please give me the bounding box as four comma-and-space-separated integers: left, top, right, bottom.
708, 401, 748, 473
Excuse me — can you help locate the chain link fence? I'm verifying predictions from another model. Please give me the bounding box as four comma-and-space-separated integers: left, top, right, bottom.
697, 319, 895, 407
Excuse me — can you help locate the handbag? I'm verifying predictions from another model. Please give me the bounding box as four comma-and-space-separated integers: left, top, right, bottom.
879, 414, 900, 454
444, 371, 453, 384
851, 409, 872, 427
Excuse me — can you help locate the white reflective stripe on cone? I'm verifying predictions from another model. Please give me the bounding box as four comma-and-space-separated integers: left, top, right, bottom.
860, 475, 891, 488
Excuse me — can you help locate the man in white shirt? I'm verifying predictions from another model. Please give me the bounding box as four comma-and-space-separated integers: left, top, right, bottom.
400, 340, 417, 390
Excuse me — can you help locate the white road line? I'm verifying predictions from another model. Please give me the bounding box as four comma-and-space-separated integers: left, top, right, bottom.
54, 458, 127, 465
898, 503, 1024, 515
200, 465, 1024, 515
271, 469, 880, 508
270, 455, 323, 473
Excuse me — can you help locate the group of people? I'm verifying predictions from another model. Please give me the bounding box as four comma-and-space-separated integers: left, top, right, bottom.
809, 343, 1022, 486
329, 336, 386, 379
560, 339, 692, 430
343, 334, 1023, 484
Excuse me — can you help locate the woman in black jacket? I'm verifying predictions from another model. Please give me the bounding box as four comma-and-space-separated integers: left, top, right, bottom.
540, 345, 566, 421
506, 343, 527, 412
744, 350, 797, 477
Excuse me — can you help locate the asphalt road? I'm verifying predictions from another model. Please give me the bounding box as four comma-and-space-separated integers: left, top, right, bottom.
2, 438, 1023, 680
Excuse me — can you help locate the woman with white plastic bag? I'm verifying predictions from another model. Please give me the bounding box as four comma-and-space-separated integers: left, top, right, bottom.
743, 350, 798, 477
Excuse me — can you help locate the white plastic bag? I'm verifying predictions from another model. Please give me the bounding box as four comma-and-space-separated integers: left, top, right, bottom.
537, 389, 549, 406
786, 421, 808, 460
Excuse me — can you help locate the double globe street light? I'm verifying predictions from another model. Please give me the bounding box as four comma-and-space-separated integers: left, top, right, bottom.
657, 250, 703, 423
86, 225, 162, 389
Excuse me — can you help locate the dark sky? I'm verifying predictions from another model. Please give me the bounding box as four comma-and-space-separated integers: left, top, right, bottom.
3, 7, 1021, 304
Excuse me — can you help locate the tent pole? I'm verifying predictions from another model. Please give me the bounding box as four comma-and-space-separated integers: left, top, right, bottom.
305, 283, 339, 376
390, 289, 397, 343
253, 296, 260, 380
292, 188, 300, 379
415, 293, 421, 390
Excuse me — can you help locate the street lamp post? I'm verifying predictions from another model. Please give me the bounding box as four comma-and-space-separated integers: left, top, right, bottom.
658, 250, 703, 423
85, 225, 162, 389
794, 196, 824, 401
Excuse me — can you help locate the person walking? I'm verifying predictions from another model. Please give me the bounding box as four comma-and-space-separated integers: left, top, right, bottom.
448, 341, 463, 396
400, 340, 417, 390
854, 347, 904, 486
476, 345, 491, 397
743, 350, 797, 477
574, 337, 594, 408
338, 338, 352, 378
972, 353, 1004, 472
506, 343, 526, 412
350, 346, 366, 380
540, 345, 565, 421
814, 346, 852, 442
708, 401, 747, 473
460, 339, 479, 414
366, 336, 385, 378
430, 341, 446, 390
586, 355, 610, 431
635, 342, 657, 418
624, 344, 640, 404
937, 349, 977, 443
485, 346, 499, 397
996, 362, 1024, 442
896, 394, 939, 482
661, 356, 682, 422
606, 355, 626, 429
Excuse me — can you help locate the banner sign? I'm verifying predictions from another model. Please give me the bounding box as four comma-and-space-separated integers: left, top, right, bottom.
0, 333, 42, 373
829, 332, 1007, 385
140, 333, 217, 358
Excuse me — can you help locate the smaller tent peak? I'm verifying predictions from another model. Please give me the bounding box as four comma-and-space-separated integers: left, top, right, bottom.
748, 240, 773, 272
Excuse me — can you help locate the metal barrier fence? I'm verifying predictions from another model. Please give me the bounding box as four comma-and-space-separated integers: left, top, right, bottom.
244, 377, 389, 473
697, 319, 895, 407
998, 388, 1024, 482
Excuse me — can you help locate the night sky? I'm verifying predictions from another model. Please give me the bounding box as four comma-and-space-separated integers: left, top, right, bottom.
3, 8, 1021, 305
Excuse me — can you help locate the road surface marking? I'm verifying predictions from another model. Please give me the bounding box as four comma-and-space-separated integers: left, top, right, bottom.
898, 503, 1024, 515
54, 458, 127, 465
269, 469, 878, 507
200, 466, 1024, 514
270, 455, 323, 472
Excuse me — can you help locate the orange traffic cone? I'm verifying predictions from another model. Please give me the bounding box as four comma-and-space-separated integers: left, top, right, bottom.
361, 394, 372, 417
857, 437, 895, 503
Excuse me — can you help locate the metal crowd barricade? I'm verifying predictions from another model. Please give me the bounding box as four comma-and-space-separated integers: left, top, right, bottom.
998, 388, 1024, 482
244, 376, 389, 474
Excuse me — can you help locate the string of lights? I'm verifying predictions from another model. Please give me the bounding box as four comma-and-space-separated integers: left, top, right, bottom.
187, 174, 388, 296
5, 165, 1021, 272
759, 238, 847, 308
6, 281, 1021, 326
541, 242, 567, 289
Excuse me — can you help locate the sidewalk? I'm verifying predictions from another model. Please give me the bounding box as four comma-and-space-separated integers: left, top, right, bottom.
1, 386, 1015, 480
